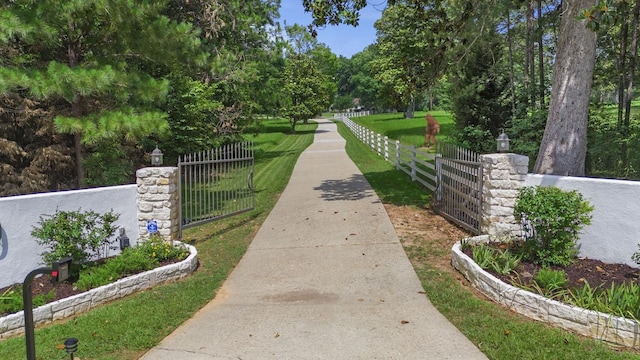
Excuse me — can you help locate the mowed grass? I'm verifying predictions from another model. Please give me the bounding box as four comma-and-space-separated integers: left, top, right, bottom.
349, 110, 456, 147
336, 119, 640, 360
0, 118, 316, 360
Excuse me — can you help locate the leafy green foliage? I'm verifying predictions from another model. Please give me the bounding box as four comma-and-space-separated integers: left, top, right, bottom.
0, 285, 54, 315
450, 26, 512, 153
472, 244, 495, 269
31, 209, 120, 267
568, 280, 640, 320
281, 54, 332, 132
75, 249, 158, 291
514, 186, 594, 267
533, 268, 569, 291
471, 243, 521, 276
135, 235, 189, 263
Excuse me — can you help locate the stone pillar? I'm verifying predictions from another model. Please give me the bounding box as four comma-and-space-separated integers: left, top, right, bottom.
136, 167, 180, 242
480, 153, 529, 238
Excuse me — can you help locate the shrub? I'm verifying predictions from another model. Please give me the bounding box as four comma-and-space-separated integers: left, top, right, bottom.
136, 235, 189, 262
75, 249, 158, 291
31, 209, 120, 267
514, 186, 594, 267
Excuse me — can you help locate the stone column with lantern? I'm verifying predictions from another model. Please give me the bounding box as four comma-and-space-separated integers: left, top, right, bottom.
135, 147, 180, 242
479, 132, 529, 238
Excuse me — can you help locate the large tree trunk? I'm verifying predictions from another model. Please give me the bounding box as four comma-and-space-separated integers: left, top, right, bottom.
524, 1, 534, 109
507, 9, 516, 114
533, 0, 598, 176
537, 0, 545, 106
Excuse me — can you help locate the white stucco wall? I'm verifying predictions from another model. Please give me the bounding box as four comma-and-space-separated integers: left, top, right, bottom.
0, 185, 139, 288
525, 174, 640, 267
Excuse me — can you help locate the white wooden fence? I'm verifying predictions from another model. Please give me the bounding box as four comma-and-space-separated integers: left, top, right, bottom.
335, 114, 437, 192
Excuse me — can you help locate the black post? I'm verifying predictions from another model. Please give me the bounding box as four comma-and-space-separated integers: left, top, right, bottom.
23, 267, 52, 360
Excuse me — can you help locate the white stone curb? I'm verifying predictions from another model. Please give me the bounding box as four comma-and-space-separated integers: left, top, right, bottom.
0, 242, 198, 339
452, 236, 640, 349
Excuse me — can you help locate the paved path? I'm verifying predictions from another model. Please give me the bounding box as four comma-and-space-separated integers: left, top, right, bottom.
140, 119, 487, 359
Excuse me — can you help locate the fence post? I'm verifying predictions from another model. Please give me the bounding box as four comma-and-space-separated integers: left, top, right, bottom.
395, 140, 400, 169
376, 133, 382, 156
480, 153, 529, 238
136, 167, 180, 242
384, 136, 389, 161
410, 145, 417, 181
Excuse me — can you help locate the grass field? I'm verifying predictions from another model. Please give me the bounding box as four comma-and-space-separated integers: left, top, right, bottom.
348, 110, 456, 147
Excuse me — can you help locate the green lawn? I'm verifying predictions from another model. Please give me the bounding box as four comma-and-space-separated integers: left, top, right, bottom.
348, 110, 456, 147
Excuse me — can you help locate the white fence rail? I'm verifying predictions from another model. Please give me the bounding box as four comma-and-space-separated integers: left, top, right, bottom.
335, 114, 437, 192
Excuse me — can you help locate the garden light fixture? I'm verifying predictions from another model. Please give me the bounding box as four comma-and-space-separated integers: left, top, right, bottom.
497, 130, 510, 153
118, 227, 130, 250
64, 338, 78, 359
151, 145, 163, 166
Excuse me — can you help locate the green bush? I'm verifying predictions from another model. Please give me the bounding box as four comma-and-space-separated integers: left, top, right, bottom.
31, 209, 120, 267
75, 237, 188, 291
75, 249, 159, 291
136, 235, 189, 262
514, 186, 594, 267
0, 286, 54, 315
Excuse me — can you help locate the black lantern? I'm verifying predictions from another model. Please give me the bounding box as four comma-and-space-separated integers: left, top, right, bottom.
64, 338, 78, 359
151, 146, 163, 166
497, 131, 510, 153
118, 228, 130, 250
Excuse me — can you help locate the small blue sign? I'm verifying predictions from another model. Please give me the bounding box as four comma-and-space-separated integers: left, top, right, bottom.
147, 220, 158, 234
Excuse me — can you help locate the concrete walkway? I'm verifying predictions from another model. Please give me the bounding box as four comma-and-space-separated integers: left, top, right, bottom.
140, 119, 488, 359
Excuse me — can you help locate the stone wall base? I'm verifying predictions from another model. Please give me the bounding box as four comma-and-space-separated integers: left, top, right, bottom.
452, 236, 640, 349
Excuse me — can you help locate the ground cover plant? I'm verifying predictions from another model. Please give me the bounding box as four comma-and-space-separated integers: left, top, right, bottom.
0, 118, 317, 359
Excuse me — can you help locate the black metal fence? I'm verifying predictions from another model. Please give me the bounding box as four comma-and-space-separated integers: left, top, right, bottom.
178, 142, 254, 237
433, 143, 482, 234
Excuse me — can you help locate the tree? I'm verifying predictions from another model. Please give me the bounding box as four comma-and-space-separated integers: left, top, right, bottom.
0, 1, 207, 187
373, 1, 462, 118
281, 55, 332, 132
449, 26, 512, 153
533, 0, 598, 175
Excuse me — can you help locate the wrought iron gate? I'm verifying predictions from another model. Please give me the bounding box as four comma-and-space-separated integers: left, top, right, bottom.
434, 143, 482, 234
178, 141, 254, 237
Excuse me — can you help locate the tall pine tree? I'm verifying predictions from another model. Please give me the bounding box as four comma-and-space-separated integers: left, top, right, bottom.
0, 1, 207, 187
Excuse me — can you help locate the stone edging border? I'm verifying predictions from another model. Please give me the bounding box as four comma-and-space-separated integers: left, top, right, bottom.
451, 235, 640, 349
0, 242, 198, 339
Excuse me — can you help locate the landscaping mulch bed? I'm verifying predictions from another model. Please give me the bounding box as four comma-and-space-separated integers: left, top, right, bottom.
0, 258, 181, 318
461, 246, 640, 291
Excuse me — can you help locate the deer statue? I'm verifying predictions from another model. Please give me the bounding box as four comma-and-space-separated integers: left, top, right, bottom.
425, 113, 440, 148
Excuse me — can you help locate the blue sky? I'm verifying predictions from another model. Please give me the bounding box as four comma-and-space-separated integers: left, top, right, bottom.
277, 1, 384, 58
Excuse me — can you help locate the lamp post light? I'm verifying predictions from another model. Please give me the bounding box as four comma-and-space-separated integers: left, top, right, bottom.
118, 227, 130, 251
23, 257, 73, 360
151, 146, 163, 166
497, 130, 510, 153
